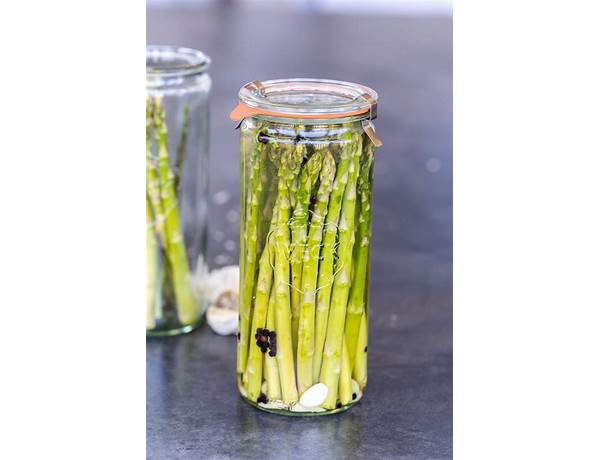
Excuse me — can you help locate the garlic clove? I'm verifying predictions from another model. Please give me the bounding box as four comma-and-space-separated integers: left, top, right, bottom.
206, 305, 238, 336
205, 265, 239, 305
299, 383, 329, 408
290, 403, 326, 413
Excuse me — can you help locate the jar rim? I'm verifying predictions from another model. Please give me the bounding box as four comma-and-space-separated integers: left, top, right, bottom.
146, 45, 211, 79
237, 79, 378, 120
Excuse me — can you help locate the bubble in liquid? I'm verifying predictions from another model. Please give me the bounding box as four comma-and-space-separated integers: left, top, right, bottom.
226, 210, 238, 223
215, 254, 232, 266
212, 190, 231, 206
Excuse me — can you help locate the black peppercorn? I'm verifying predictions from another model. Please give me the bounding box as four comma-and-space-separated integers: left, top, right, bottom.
255, 327, 279, 356
352, 393, 357, 400
336, 402, 342, 409
364, 346, 368, 353
257, 393, 268, 404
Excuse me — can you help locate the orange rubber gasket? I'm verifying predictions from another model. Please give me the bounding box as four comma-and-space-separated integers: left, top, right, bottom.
229, 102, 372, 121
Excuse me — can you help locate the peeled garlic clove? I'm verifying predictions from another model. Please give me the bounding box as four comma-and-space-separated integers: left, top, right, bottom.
205, 265, 239, 305
291, 403, 325, 413
290, 403, 307, 412
206, 305, 238, 336
299, 383, 328, 408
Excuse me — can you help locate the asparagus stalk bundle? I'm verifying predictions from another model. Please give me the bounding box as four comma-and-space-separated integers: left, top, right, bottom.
273, 141, 303, 404
319, 133, 363, 409
146, 97, 198, 330
296, 149, 336, 393
152, 99, 198, 325
237, 133, 264, 374
344, 142, 375, 369
237, 123, 376, 412
245, 203, 278, 401
312, 135, 354, 379
146, 99, 162, 329
146, 98, 165, 245
290, 146, 323, 355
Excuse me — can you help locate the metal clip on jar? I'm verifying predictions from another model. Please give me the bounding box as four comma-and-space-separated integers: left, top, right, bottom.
146, 46, 211, 336
231, 79, 382, 415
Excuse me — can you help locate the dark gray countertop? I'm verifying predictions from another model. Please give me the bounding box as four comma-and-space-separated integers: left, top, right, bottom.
147, 5, 452, 459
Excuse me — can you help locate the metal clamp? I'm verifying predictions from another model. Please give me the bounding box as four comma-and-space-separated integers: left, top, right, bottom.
362, 120, 383, 147
361, 92, 378, 120
244, 80, 266, 96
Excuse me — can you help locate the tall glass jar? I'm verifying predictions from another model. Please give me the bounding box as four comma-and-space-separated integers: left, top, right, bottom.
231, 79, 382, 415
146, 46, 211, 336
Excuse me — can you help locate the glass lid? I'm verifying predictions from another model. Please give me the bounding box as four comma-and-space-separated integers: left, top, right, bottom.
235, 79, 378, 120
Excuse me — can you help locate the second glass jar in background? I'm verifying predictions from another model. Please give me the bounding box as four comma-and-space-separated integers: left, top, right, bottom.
232, 79, 382, 415
146, 46, 211, 336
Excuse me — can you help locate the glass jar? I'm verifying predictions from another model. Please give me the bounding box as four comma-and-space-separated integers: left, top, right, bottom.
231, 79, 382, 415
146, 46, 211, 336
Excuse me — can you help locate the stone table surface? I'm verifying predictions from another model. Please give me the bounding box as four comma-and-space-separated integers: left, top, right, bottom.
147, 4, 452, 459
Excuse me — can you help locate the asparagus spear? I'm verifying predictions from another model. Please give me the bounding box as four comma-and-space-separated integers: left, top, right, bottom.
296, 150, 336, 393
245, 203, 279, 401
344, 141, 374, 369
146, 99, 161, 330
286, 133, 301, 209
312, 134, 353, 379
353, 312, 368, 390
320, 132, 363, 409
237, 133, 264, 374
257, 143, 277, 255
152, 98, 197, 326
290, 145, 323, 354
146, 198, 158, 330
147, 98, 177, 323
339, 337, 353, 406
264, 284, 282, 400
273, 141, 302, 404
146, 98, 165, 245
174, 104, 190, 195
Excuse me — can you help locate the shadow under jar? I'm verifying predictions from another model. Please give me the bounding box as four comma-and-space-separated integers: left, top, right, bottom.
231, 79, 382, 415
146, 46, 211, 336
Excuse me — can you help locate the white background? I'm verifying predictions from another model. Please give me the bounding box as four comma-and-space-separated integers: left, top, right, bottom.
1, 0, 599, 458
